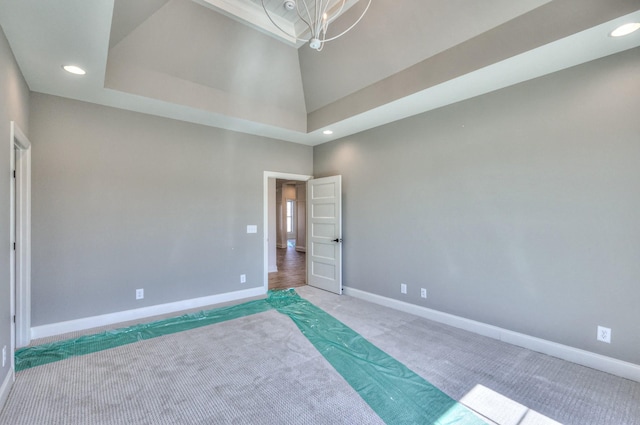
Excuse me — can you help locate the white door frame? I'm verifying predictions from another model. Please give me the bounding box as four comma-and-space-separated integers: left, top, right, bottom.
263, 171, 312, 292
9, 121, 31, 361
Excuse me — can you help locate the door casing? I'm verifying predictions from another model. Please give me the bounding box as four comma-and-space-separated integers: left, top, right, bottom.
263, 171, 312, 292
10, 121, 32, 361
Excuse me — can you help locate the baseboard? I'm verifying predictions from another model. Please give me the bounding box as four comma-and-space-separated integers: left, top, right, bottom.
31, 286, 266, 340
295, 246, 306, 252
277, 243, 287, 249
268, 266, 278, 273
343, 287, 640, 383
0, 369, 14, 412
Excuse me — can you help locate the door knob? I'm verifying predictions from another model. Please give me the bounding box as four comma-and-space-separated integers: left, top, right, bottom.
332, 238, 343, 243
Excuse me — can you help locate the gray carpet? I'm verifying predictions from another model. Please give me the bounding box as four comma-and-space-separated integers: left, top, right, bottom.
1, 309, 384, 425
1, 286, 639, 424
296, 286, 640, 425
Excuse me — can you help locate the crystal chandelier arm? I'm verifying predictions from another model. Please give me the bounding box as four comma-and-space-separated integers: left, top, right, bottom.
321, 0, 371, 42
261, 0, 310, 42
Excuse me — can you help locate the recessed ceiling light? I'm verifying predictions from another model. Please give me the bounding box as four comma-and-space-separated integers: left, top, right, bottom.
62, 65, 86, 75
610, 23, 640, 37
323, 130, 333, 135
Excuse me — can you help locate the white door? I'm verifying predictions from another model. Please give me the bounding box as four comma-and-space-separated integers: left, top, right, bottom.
307, 175, 342, 294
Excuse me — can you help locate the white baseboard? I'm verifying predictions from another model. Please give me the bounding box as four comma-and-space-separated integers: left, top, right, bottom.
295, 246, 306, 252
268, 266, 278, 273
343, 287, 640, 383
0, 369, 14, 412
31, 287, 266, 340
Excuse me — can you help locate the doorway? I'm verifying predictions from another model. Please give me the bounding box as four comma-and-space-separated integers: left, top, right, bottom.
263, 172, 312, 292
270, 179, 306, 290
9, 121, 32, 365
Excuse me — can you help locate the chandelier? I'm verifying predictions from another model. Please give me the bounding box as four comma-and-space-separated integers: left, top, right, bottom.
261, 0, 372, 51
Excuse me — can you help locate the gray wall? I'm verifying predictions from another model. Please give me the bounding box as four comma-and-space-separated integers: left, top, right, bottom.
313, 47, 640, 365
0, 25, 29, 388
29, 93, 312, 326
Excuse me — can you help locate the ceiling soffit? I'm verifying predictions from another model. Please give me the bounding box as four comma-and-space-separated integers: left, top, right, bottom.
299, 0, 553, 113
1, 0, 639, 145
308, 0, 640, 132
109, 0, 171, 48
107, 0, 307, 132
105, 0, 553, 132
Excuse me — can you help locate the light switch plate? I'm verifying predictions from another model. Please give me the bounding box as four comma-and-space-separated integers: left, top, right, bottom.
247, 225, 257, 233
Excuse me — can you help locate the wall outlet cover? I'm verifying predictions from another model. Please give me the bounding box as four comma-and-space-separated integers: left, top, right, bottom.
136, 288, 144, 300
420, 288, 427, 299
597, 326, 611, 343
400, 283, 407, 294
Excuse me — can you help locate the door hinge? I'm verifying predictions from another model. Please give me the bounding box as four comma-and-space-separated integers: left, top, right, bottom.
13, 315, 16, 323
13, 170, 15, 179
13, 242, 16, 250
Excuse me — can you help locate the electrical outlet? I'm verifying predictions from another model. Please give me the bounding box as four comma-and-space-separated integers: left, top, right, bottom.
400, 283, 407, 294
597, 326, 611, 343
2, 345, 6, 368
136, 288, 144, 300
421, 288, 427, 299
240, 274, 246, 283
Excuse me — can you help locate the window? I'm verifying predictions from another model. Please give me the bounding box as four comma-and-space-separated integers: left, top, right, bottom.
286, 200, 294, 233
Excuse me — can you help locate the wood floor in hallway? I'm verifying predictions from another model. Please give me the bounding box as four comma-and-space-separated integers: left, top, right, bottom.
269, 242, 306, 290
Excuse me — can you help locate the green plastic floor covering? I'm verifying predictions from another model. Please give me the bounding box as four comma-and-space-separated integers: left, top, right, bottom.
15, 298, 273, 371
268, 289, 486, 425
16, 289, 486, 424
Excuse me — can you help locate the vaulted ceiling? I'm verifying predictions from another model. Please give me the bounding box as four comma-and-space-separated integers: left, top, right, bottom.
1, 0, 639, 145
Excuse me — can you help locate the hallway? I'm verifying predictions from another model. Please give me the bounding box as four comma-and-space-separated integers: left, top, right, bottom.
268, 241, 306, 290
